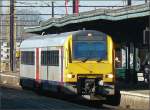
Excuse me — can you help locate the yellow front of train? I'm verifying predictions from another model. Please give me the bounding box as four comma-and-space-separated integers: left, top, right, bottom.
63, 30, 115, 100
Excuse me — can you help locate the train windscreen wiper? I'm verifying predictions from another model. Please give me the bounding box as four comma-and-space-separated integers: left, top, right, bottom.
97, 58, 103, 62
80, 57, 89, 62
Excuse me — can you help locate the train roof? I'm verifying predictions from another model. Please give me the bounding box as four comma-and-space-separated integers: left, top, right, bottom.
20, 32, 72, 49
20, 30, 106, 49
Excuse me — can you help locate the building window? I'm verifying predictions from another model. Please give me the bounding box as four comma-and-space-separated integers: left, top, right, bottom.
41, 50, 59, 66
21, 51, 35, 65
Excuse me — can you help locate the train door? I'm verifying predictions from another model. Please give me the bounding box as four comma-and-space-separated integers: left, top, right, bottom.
46, 47, 62, 91
40, 48, 49, 88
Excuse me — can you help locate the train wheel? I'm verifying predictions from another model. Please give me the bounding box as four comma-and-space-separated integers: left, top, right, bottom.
34, 82, 44, 95
20, 79, 26, 90
105, 89, 121, 106
21, 85, 26, 90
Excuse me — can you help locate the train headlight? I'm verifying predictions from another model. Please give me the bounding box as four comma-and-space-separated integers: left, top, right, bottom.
98, 80, 104, 86
106, 74, 114, 79
67, 74, 75, 79
67, 74, 72, 79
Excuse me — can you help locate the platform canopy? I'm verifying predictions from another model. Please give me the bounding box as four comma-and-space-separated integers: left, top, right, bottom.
24, 3, 150, 34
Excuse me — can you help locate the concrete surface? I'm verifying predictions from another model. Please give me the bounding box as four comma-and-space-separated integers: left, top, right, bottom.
0, 72, 19, 86
120, 91, 149, 110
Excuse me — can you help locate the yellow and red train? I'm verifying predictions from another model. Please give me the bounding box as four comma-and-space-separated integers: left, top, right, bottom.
20, 30, 119, 104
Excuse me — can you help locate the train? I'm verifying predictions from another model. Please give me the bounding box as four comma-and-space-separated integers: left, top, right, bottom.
20, 30, 120, 105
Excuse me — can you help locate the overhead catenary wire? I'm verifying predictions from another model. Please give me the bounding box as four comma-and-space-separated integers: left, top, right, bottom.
2, 0, 146, 2
0, 5, 125, 7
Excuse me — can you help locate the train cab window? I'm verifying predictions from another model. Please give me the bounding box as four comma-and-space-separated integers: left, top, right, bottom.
73, 41, 107, 60
72, 31, 107, 61
21, 51, 35, 65
41, 50, 59, 66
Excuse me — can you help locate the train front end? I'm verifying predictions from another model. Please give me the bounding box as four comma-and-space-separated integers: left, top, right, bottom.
63, 30, 115, 100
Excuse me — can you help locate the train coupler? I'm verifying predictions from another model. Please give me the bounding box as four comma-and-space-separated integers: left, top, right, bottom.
77, 77, 101, 95
77, 77, 114, 97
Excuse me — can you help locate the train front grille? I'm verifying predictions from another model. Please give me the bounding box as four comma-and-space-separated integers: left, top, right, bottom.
77, 74, 103, 95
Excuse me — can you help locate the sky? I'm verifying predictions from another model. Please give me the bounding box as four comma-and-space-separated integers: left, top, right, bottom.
1, 0, 146, 21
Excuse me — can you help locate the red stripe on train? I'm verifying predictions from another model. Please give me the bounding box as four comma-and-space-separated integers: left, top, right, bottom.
36, 48, 39, 81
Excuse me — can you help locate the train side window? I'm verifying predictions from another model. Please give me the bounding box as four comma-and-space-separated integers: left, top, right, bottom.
41, 50, 59, 66
48, 51, 59, 66
41, 51, 47, 65
21, 51, 35, 65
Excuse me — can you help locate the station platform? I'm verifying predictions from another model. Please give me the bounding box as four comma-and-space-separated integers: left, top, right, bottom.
120, 90, 149, 110
123, 90, 149, 96
117, 81, 150, 110
0, 72, 149, 110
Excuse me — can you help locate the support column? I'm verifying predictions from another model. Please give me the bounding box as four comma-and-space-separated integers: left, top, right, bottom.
133, 44, 138, 84
125, 43, 131, 83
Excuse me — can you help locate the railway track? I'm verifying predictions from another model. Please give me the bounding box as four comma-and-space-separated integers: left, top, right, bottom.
0, 84, 126, 110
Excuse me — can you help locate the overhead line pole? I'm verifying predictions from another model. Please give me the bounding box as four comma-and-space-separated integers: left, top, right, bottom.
73, 0, 76, 13
73, 0, 79, 15
52, 1, 54, 17
127, 0, 131, 6
0, 0, 2, 72
10, 0, 14, 71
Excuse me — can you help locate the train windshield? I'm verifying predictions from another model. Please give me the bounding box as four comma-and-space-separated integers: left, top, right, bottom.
73, 41, 107, 60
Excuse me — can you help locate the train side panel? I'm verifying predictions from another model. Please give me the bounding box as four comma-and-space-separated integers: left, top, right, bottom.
20, 48, 36, 88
